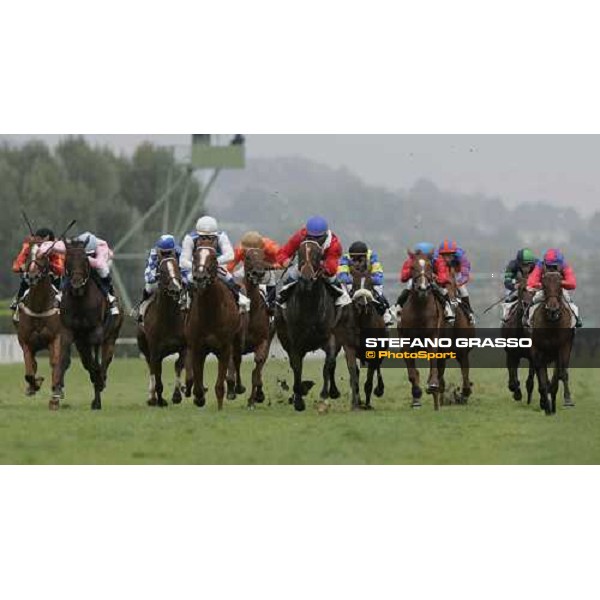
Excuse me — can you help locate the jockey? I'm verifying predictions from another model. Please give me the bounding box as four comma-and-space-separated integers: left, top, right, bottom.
180, 216, 250, 312
397, 242, 455, 323
275, 216, 349, 307
525, 249, 582, 328
228, 231, 281, 307
132, 235, 189, 321
337, 241, 394, 325
74, 232, 120, 315
10, 228, 64, 310
434, 239, 475, 325
500, 248, 537, 323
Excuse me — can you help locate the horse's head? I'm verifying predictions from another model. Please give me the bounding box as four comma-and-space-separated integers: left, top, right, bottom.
409, 252, 434, 298
352, 276, 376, 317
244, 248, 267, 285
65, 239, 90, 294
158, 252, 183, 299
298, 240, 323, 285
192, 239, 218, 289
542, 270, 563, 322
25, 244, 52, 287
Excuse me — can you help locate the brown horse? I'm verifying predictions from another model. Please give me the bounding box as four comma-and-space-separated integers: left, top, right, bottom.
226, 248, 272, 409
59, 240, 123, 410
437, 275, 476, 406
502, 280, 535, 404
14, 246, 63, 409
137, 255, 187, 407
185, 241, 241, 410
334, 270, 385, 410
530, 271, 575, 415
398, 252, 445, 410
275, 240, 338, 412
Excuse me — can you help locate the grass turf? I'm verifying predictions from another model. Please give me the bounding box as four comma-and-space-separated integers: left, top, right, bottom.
0, 357, 598, 464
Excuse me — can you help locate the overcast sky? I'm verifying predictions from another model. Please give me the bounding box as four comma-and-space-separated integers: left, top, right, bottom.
4, 134, 599, 214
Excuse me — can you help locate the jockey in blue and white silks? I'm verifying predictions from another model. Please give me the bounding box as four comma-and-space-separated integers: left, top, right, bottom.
144, 235, 190, 293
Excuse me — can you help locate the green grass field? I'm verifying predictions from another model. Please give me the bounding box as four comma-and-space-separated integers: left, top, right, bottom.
0, 357, 598, 464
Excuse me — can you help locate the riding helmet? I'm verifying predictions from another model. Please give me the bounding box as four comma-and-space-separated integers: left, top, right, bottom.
438, 239, 458, 255
306, 216, 328, 237
517, 248, 536, 264
415, 242, 435, 255
196, 216, 219, 235
77, 232, 98, 254
349, 241, 368, 256
35, 228, 55, 241
543, 248, 564, 267
241, 231, 264, 249
157, 235, 177, 251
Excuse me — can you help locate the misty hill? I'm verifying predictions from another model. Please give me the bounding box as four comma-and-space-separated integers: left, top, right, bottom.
210, 157, 598, 325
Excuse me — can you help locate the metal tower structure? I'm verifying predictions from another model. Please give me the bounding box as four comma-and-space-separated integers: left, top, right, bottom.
111, 134, 246, 311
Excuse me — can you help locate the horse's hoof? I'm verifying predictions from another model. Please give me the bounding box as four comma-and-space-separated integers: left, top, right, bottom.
171, 390, 183, 405
329, 388, 341, 400
320, 390, 329, 400
49, 400, 60, 411
294, 396, 306, 412
157, 400, 168, 408
564, 400, 575, 408
194, 397, 206, 408
362, 404, 374, 411
235, 385, 246, 395
255, 390, 265, 404
411, 400, 422, 409
374, 385, 385, 398
227, 392, 237, 401
25, 388, 36, 397
91, 402, 101, 411
513, 389, 523, 401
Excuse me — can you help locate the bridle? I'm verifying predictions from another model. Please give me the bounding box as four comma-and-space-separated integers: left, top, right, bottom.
298, 240, 322, 281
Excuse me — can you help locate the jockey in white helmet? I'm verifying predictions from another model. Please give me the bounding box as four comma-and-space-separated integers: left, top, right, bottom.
180, 216, 250, 312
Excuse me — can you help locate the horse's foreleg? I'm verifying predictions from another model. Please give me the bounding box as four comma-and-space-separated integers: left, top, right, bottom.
21, 344, 41, 396
49, 335, 62, 410
216, 350, 231, 412
290, 352, 306, 412
373, 364, 385, 397
364, 363, 375, 408
458, 351, 472, 404
154, 358, 167, 407
92, 345, 103, 410
321, 336, 339, 400
526, 363, 535, 405
249, 340, 268, 409
192, 351, 207, 408
507, 352, 522, 401
100, 337, 118, 392
171, 352, 185, 404
535, 360, 551, 416
226, 346, 238, 401
343, 346, 361, 410
58, 333, 72, 398
407, 358, 423, 408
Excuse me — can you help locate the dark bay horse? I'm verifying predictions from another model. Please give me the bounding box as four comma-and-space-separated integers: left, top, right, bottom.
334, 270, 385, 410
275, 240, 338, 412
227, 248, 272, 409
15, 247, 63, 409
399, 252, 445, 410
185, 242, 241, 410
137, 254, 186, 407
59, 240, 123, 410
530, 271, 575, 415
502, 281, 535, 404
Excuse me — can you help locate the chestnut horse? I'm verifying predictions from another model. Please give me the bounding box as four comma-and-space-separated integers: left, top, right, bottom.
226, 247, 272, 409
14, 246, 63, 409
275, 240, 338, 412
334, 270, 385, 410
59, 240, 123, 410
398, 252, 445, 410
530, 271, 575, 415
137, 254, 186, 407
185, 241, 241, 410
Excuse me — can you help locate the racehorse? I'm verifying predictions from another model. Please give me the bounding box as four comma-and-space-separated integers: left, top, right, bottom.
185, 240, 241, 410
59, 239, 123, 410
14, 245, 63, 409
334, 269, 385, 410
437, 274, 476, 406
502, 279, 535, 404
137, 254, 186, 407
530, 271, 575, 415
398, 251, 445, 410
275, 240, 338, 412
226, 247, 272, 409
